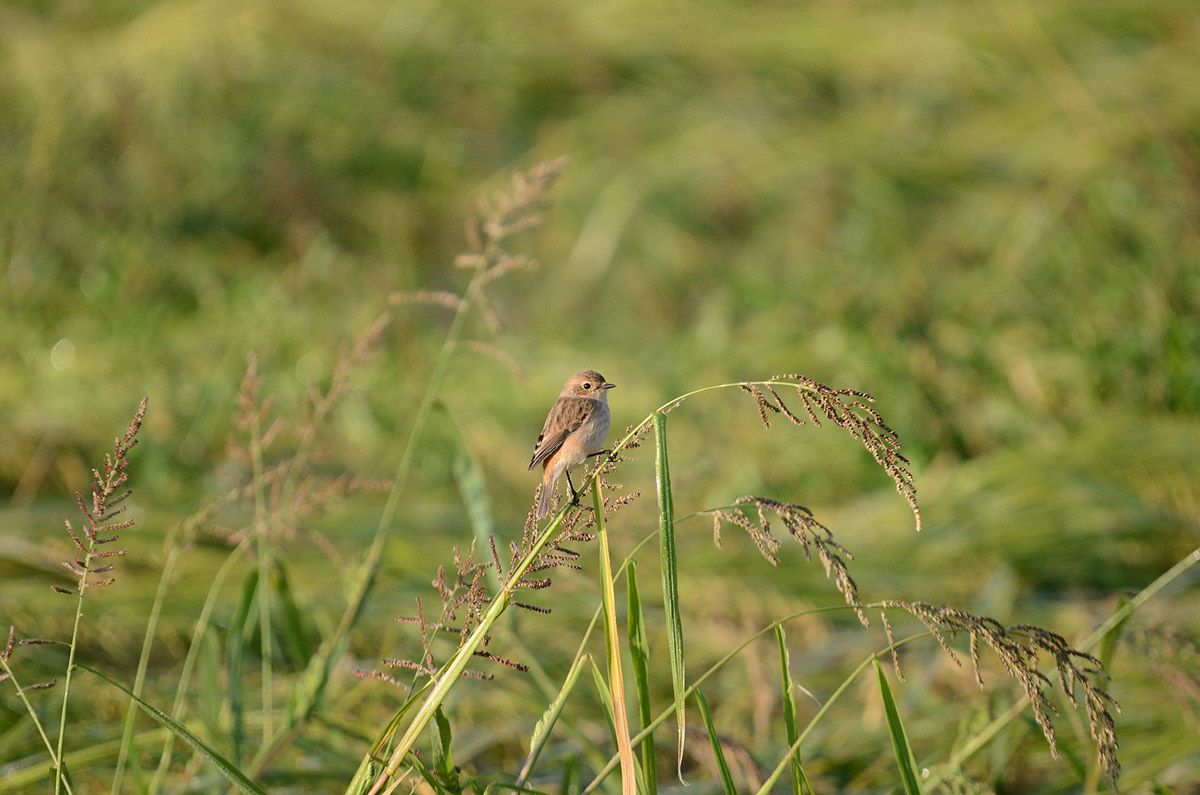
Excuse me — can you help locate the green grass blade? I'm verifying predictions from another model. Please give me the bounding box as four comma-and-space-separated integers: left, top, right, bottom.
272, 563, 313, 670
653, 411, 686, 779
775, 625, 812, 795
345, 755, 381, 795
432, 705, 459, 791
626, 562, 658, 795
197, 624, 226, 755
588, 653, 646, 792
265, 560, 323, 772
693, 689, 736, 795
277, 596, 355, 749
588, 657, 619, 747
1098, 593, 1131, 676
150, 533, 253, 793
228, 568, 259, 766
873, 658, 923, 795
516, 654, 590, 787
404, 747, 440, 793
560, 756, 580, 795
75, 664, 266, 795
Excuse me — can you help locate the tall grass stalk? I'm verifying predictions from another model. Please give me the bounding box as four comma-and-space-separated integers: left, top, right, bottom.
52, 398, 146, 795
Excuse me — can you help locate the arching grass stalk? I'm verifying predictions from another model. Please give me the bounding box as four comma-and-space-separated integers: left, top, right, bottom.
578, 372, 1121, 790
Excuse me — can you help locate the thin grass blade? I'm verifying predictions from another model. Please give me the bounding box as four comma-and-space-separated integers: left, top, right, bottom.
1098, 594, 1130, 677
653, 411, 686, 779
346, 692, 423, 795
272, 563, 313, 669
228, 568, 259, 765
403, 748, 439, 793
873, 658, 923, 795
113, 542, 183, 795
198, 624, 225, 754
75, 664, 266, 795
693, 689, 736, 795
432, 705, 460, 791
587, 655, 645, 792
627, 561, 658, 795
775, 625, 813, 795
286, 614, 353, 733
588, 656, 619, 749
561, 756, 580, 795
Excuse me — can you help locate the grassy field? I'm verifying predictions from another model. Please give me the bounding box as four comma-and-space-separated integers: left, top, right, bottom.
2, 0, 1198, 792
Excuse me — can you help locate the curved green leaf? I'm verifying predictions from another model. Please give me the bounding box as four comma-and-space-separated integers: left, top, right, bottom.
873, 658, 922, 795
75, 664, 265, 795
653, 411, 686, 778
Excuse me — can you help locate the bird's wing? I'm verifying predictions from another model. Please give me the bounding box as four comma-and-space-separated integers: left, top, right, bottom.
528, 397, 595, 469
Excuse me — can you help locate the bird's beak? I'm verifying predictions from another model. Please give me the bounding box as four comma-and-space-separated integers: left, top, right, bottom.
603, 382, 616, 389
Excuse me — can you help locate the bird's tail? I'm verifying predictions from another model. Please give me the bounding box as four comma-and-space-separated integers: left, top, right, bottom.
536, 483, 553, 519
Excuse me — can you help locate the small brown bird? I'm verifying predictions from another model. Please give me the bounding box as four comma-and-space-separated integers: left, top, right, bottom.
529, 369, 615, 519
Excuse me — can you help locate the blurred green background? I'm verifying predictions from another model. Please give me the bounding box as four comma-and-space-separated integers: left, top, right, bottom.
2, 0, 1198, 791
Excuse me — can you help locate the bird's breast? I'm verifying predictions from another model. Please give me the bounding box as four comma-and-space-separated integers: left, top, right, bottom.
581, 401, 611, 454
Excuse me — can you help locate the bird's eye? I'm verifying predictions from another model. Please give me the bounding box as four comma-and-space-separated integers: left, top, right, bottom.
583, 383, 592, 389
